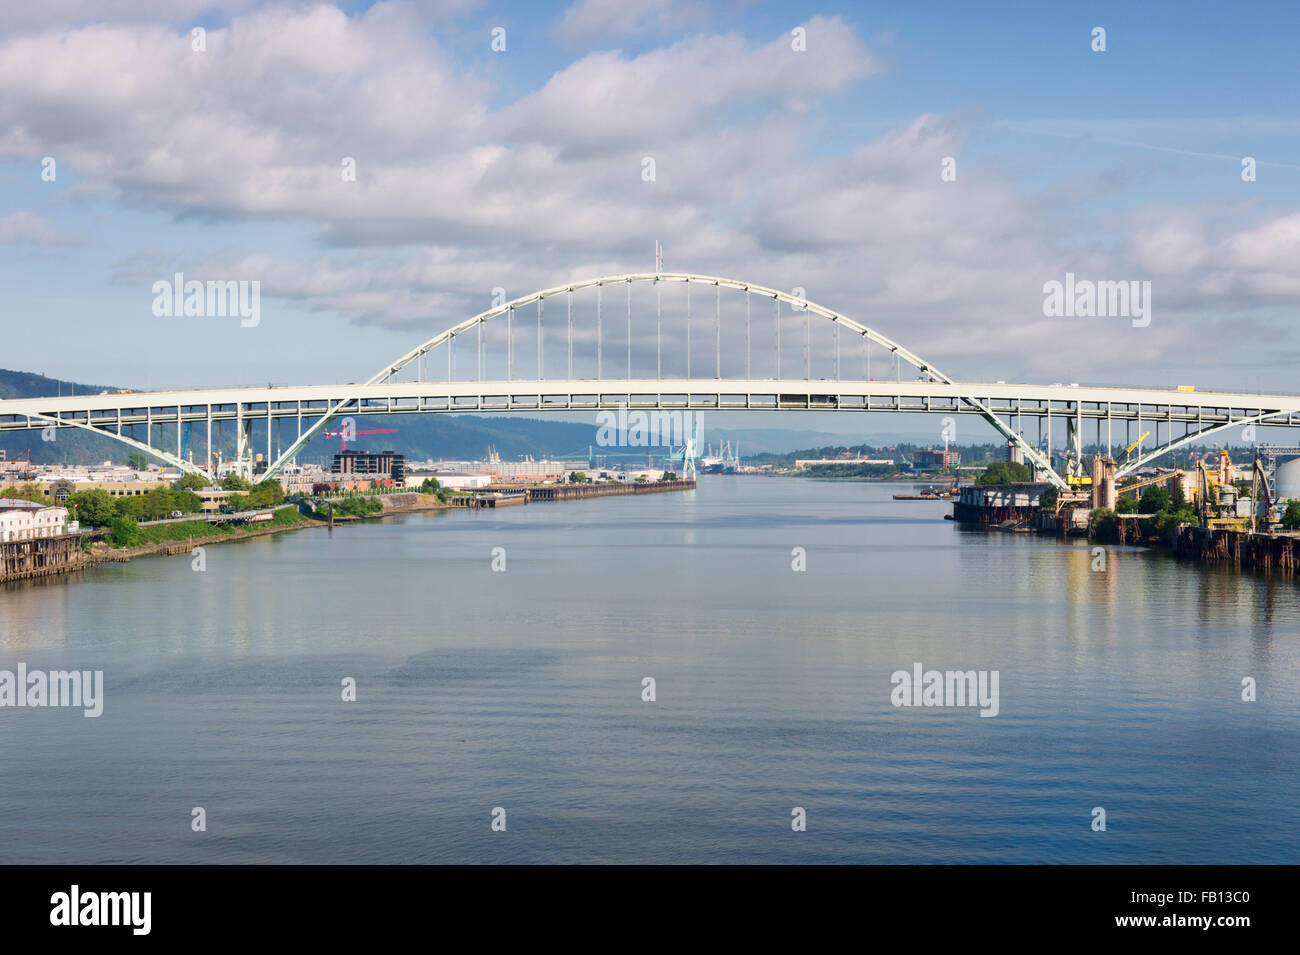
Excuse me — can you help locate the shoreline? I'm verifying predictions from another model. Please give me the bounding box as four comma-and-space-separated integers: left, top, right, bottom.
5, 482, 698, 582
88, 494, 453, 564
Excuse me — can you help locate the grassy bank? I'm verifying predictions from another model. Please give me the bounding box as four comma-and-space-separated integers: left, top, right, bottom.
133, 507, 312, 544
85, 496, 451, 565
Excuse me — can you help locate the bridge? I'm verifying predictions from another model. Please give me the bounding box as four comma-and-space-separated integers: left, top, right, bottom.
3, 272, 1299, 491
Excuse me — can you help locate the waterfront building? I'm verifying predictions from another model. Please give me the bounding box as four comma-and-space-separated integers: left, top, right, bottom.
794, 456, 895, 470
197, 488, 236, 513
914, 448, 960, 468
404, 472, 491, 490
0, 499, 70, 542
36, 479, 164, 501
332, 450, 406, 486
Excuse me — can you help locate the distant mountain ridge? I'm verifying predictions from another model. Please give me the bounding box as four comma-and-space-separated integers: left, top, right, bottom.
0, 368, 117, 400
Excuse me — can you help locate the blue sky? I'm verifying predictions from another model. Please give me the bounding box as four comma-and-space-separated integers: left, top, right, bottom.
1, 0, 1297, 437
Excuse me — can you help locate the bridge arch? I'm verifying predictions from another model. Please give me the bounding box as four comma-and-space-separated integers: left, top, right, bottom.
267, 272, 1065, 484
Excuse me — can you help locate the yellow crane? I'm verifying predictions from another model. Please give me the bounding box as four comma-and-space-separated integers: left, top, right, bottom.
1065, 430, 1153, 486
1120, 431, 1151, 462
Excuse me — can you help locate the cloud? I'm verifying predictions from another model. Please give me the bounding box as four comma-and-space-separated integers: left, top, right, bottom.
503, 17, 876, 154
0, 1, 257, 33
0, 211, 82, 245
0, 3, 1297, 386
553, 0, 710, 44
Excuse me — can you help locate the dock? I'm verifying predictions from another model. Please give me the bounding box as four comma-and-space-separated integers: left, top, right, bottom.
0, 534, 83, 583
1174, 525, 1299, 572
519, 479, 695, 502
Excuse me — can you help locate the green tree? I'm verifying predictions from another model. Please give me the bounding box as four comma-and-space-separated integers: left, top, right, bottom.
174, 473, 207, 491
976, 461, 1032, 485
1152, 506, 1198, 540
68, 488, 116, 526
1282, 501, 1300, 530
247, 481, 285, 508
107, 515, 141, 547
1138, 485, 1170, 514
114, 496, 146, 521
420, 477, 441, 493
1090, 507, 1118, 541
221, 473, 252, 491
1116, 493, 1138, 514
661, 471, 676, 482
127, 452, 149, 471
0, 483, 51, 503
569, 471, 589, 484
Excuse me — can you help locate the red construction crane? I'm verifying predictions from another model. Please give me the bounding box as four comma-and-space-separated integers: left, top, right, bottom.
322, 427, 398, 452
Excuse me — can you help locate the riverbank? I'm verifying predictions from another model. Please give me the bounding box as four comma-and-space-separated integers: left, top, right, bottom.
82, 493, 451, 564
953, 495, 1300, 581
10, 482, 699, 580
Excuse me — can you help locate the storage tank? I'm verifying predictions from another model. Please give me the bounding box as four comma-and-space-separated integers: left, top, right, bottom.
1276, 456, 1300, 500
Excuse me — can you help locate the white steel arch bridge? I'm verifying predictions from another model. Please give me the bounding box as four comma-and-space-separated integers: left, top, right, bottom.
4, 272, 1300, 491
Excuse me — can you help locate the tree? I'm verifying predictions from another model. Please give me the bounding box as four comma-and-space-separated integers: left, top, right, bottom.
127, 452, 149, 471
114, 496, 146, 521
1116, 493, 1138, 514
1090, 507, 1118, 541
247, 481, 285, 508
569, 471, 589, 484
1138, 485, 1170, 514
976, 461, 1032, 485
1, 483, 51, 503
661, 471, 676, 482
1282, 501, 1300, 531
221, 473, 252, 491
68, 488, 116, 526
107, 515, 141, 547
174, 473, 208, 491
420, 477, 441, 493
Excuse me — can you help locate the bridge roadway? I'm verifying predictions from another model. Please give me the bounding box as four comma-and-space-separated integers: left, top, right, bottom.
5, 378, 1300, 423
3, 377, 1299, 483
2, 378, 1298, 432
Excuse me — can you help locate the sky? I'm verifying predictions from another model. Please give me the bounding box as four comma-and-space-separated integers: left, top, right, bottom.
1, 0, 1298, 443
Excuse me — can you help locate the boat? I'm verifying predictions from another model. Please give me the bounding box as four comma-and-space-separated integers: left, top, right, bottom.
893, 487, 948, 501
699, 440, 740, 475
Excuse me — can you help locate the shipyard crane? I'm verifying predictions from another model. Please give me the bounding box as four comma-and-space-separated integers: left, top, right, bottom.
1119, 431, 1151, 463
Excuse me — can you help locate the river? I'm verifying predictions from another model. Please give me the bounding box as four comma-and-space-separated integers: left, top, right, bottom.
1, 477, 1296, 863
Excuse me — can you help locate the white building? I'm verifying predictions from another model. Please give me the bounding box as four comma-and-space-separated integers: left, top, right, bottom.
0, 500, 70, 542
405, 471, 491, 490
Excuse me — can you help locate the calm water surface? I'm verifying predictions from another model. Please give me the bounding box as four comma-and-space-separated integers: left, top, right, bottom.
1, 478, 1297, 863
